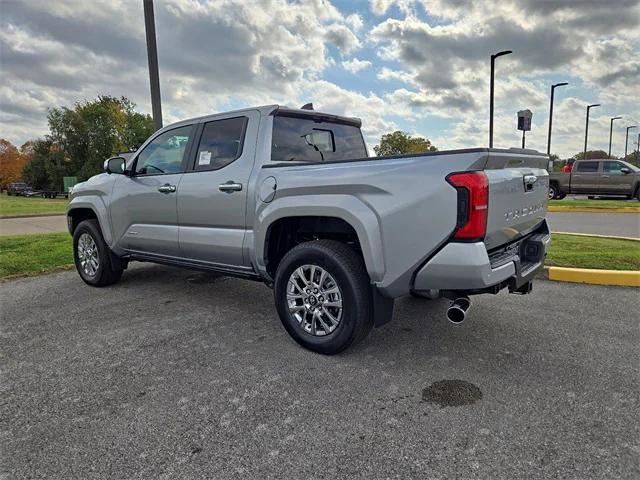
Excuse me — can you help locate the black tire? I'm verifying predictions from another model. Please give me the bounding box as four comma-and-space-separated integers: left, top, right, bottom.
73, 219, 123, 287
548, 184, 558, 200
274, 240, 373, 355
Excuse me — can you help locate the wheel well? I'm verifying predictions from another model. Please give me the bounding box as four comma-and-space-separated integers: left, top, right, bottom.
264, 216, 362, 278
68, 208, 98, 233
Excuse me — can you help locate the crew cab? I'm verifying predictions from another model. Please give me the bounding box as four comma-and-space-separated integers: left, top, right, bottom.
67, 105, 550, 354
549, 159, 640, 200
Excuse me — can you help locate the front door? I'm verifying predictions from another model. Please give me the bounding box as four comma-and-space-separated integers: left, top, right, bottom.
599, 161, 634, 195
177, 111, 259, 267
110, 124, 194, 257
571, 160, 600, 193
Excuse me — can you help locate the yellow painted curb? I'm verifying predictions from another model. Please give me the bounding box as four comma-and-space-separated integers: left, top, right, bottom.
547, 267, 640, 287
548, 206, 640, 213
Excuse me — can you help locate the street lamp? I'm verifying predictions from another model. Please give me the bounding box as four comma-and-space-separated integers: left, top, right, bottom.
547, 82, 568, 155
625, 125, 637, 158
143, 0, 163, 131
583, 104, 600, 160
489, 50, 513, 148
608, 116, 622, 157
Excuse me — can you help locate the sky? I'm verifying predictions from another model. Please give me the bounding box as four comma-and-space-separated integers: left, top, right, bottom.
1, 0, 639, 159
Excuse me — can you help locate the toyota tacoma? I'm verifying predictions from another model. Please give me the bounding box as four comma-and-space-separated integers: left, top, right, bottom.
68, 105, 550, 354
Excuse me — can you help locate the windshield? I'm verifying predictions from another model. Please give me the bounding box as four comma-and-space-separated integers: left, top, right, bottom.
271, 115, 367, 162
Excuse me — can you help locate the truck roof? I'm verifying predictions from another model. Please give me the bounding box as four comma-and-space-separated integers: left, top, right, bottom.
163, 105, 362, 130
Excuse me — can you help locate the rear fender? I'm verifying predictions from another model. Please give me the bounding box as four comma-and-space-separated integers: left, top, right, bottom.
254, 195, 385, 282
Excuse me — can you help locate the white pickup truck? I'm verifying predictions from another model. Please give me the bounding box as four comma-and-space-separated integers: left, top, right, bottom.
68, 105, 550, 354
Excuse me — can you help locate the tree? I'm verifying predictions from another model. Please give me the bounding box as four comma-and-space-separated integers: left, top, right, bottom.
374, 131, 437, 156
21, 96, 154, 190
47, 95, 154, 180
0, 139, 28, 190
570, 150, 611, 160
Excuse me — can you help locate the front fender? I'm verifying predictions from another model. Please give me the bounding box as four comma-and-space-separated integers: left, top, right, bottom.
253, 194, 385, 282
67, 196, 113, 245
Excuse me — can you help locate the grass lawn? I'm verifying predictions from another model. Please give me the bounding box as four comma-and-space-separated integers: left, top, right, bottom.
0, 193, 68, 217
546, 234, 640, 271
0, 232, 73, 278
1, 232, 638, 280
549, 198, 639, 209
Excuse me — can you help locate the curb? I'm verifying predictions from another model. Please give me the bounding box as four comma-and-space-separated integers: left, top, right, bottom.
548, 206, 640, 213
0, 213, 67, 219
545, 266, 640, 287
553, 231, 640, 242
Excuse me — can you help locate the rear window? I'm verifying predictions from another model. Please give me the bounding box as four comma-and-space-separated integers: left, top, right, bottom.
193, 116, 248, 171
271, 115, 367, 162
576, 161, 599, 172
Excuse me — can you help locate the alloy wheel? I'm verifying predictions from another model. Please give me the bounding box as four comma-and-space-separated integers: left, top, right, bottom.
77, 233, 99, 277
286, 264, 343, 336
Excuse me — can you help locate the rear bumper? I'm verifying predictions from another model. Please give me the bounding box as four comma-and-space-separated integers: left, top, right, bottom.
413, 220, 551, 294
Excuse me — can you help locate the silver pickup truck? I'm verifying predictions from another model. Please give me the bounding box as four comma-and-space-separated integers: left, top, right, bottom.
68, 105, 550, 354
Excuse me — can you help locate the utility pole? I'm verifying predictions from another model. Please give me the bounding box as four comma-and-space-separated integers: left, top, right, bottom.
144, 0, 163, 131
489, 50, 512, 148
625, 125, 637, 158
547, 82, 568, 155
608, 116, 622, 157
583, 104, 600, 160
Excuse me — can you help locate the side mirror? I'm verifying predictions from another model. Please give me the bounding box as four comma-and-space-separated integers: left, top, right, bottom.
104, 156, 126, 174
620, 167, 631, 174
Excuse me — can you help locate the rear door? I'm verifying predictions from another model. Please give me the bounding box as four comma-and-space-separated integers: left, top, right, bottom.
177, 111, 259, 267
570, 160, 600, 193
600, 161, 634, 195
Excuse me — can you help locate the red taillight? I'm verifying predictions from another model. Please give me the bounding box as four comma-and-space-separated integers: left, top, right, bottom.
446, 171, 488, 241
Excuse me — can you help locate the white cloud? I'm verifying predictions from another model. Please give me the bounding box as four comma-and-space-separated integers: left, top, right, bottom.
342, 58, 372, 73
345, 13, 364, 32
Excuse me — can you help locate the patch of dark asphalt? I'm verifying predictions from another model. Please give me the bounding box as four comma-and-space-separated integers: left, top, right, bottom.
422, 380, 483, 407
185, 273, 226, 284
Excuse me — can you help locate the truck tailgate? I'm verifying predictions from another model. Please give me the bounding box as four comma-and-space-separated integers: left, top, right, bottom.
483, 151, 549, 250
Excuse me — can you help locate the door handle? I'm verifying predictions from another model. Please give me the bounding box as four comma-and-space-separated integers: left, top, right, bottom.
219, 181, 243, 193
601, 175, 610, 178
157, 184, 177, 193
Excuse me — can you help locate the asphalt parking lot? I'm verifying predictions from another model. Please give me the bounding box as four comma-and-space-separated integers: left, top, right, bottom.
2, 265, 639, 479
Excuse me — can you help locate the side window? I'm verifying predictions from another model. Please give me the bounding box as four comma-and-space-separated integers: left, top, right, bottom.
193, 117, 248, 171
576, 161, 599, 173
603, 161, 624, 173
134, 125, 192, 175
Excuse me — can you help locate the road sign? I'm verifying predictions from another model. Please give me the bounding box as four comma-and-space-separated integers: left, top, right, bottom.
518, 109, 532, 131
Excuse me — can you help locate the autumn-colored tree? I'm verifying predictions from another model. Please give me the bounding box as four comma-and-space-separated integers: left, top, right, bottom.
373, 131, 437, 156
0, 139, 28, 190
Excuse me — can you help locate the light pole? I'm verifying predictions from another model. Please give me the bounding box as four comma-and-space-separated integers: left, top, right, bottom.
583, 104, 600, 160
143, 0, 163, 131
547, 82, 568, 155
625, 125, 637, 158
489, 50, 512, 148
608, 116, 622, 157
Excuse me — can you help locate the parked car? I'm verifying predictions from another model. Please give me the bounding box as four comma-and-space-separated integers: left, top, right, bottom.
7, 182, 30, 196
67, 105, 550, 354
549, 159, 640, 200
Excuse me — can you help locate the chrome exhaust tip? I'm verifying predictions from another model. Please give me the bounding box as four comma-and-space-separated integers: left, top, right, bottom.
446, 296, 471, 324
